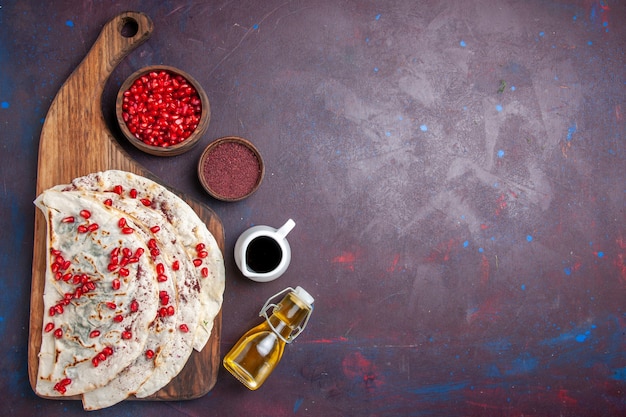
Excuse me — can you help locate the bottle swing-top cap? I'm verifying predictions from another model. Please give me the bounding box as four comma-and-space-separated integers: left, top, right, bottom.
260, 286, 314, 344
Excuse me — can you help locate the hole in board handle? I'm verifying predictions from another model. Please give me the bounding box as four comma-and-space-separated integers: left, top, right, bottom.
120, 17, 139, 38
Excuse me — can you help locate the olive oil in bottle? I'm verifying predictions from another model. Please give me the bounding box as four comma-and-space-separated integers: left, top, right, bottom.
223, 286, 314, 390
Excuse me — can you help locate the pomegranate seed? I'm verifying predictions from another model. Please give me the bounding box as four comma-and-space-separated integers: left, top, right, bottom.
113, 185, 123, 195
106, 302, 117, 310
54, 384, 66, 394
119, 257, 129, 267
145, 349, 155, 359
113, 315, 124, 323
193, 259, 202, 267
196, 243, 205, 252
122, 227, 134, 234
167, 305, 175, 316
150, 248, 160, 258
172, 260, 180, 271
134, 248, 145, 258
157, 274, 168, 282
54, 328, 63, 339
89, 330, 101, 338
49, 307, 56, 317
112, 279, 121, 290
62, 216, 75, 223
118, 268, 130, 277
118, 218, 127, 228
79, 210, 91, 219
130, 188, 138, 198
51, 249, 62, 256
92, 357, 100, 367
140, 198, 152, 207
87, 223, 99, 232
111, 247, 120, 258
179, 324, 189, 333
201, 267, 209, 278
77, 225, 88, 233
150, 225, 160, 233
60, 378, 72, 387
128, 256, 139, 264
44, 323, 55, 333
54, 304, 64, 315
62, 260, 71, 270
198, 250, 208, 259
97, 352, 107, 362
86, 281, 96, 291
160, 294, 169, 305
122, 247, 132, 257
122, 331, 132, 340
130, 300, 139, 312
74, 288, 82, 299
159, 307, 168, 318
103, 198, 113, 206
103, 346, 114, 356
147, 239, 157, 249
156, 263, 165, 274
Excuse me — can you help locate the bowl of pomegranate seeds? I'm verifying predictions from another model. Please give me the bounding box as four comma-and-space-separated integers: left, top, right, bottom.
198, 136, 265, 202
116, 65, 210, 156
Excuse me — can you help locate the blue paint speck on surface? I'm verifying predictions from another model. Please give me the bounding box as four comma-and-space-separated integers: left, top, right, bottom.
65, 20, 74, 27
564, 267, 572, 276
373, 67, 379, 73
478, 247, 484, 253
385, 131, 391, 137
463, 240, 469, 248
526, 235, 533, 242
420, 124, 428, 132
566, 123, 577, 141
575, 331, 590, 343
510, 85, 516, 91
294, 397, 304, 413
375, 14, 381, 21
611, 367, 626, 381
496, 104, 503, 112
597, 251, 604, 258
539, 31, 545, 37
588, 40, 593, 45
1, 101, 9, 109
521, 284, 526, 291
253, 23, 259, 30
497, 149, 505, 158
460, 40, 467, 47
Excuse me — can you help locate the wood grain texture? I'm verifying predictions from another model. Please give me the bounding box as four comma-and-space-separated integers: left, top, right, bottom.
28, 11, 223, 401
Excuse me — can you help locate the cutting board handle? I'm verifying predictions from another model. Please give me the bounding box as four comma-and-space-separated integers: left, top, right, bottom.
37, 11, 154, 192
86, 11, 153, 88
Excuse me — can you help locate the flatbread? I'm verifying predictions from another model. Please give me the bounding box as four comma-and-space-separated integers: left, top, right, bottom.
34, 170, 225, 410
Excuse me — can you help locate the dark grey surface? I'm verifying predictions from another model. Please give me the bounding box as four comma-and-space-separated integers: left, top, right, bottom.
1, 1, 625, 415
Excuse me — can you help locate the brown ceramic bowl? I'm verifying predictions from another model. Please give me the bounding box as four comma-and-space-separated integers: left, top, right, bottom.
116, 65, 210, 156
198, 136, 265, 202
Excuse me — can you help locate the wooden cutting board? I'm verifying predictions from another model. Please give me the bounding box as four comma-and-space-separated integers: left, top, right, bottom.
28, 11, 223, 401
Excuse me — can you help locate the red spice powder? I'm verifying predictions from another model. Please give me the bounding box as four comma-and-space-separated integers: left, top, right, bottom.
202, 142, 261, 199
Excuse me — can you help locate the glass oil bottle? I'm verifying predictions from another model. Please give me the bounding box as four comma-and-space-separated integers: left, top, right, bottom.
223, 286, 314, 390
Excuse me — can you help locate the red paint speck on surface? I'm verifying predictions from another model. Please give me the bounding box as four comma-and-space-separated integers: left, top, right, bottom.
342, 351, 383, 389
426, 239, 457, 263
480, 254, 490, 284
387, 253, 401, 272
332, 251, 357, 271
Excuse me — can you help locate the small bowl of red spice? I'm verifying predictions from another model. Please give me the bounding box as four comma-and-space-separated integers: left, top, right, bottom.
198, 136, 265, 202
116, 65, 210, 156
